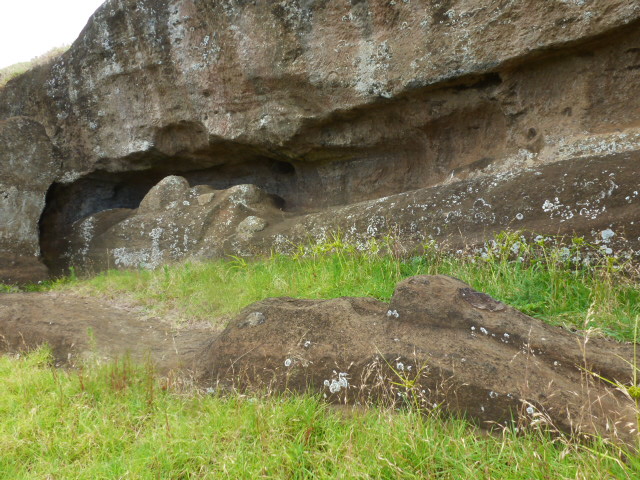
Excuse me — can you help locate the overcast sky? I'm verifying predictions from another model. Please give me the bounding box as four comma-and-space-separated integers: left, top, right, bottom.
0, 0, 106, 68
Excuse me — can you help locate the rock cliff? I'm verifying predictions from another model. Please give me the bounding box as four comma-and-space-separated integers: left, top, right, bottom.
2, 0, 640, 279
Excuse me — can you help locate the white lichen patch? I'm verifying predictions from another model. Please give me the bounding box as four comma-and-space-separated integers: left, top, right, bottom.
323, 372, 349, 394
112, 247, 154, 269
550, 132, 640, 161
77, 217, 95, 262
58, 171, 83, 184
354, 40, 393, 98
600, 228, 615, 243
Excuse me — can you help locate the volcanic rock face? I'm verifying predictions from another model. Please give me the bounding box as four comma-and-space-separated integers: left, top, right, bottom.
0, 117, 58, 283
2, 0, 640, 277
52, 153, 640, 273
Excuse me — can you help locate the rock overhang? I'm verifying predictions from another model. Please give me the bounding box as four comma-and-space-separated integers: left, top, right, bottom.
2, 0, 640, 280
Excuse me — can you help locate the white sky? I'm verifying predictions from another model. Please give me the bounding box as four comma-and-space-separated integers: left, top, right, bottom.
0, 0, 106, 68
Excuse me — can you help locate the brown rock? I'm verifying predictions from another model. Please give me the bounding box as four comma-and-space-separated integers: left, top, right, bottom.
3, 1, 640, 277
55, 151, 640, 274
56, 179, 287, 273
204, 275, 638, 445
0, 117, 58, 283
0, 292, 212, 371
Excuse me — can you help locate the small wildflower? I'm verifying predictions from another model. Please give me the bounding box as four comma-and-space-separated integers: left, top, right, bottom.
526, 406, 535, 415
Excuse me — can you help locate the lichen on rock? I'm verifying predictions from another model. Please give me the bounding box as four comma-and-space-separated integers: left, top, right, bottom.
2, 0, 640, 278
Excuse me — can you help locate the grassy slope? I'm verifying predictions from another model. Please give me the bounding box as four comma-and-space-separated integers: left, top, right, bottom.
1, 347, 637, 479
2, 232, 639, 477
44, 232, 640, 341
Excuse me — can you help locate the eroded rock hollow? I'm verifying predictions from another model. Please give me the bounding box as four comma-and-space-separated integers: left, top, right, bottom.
2, 0, 640, 279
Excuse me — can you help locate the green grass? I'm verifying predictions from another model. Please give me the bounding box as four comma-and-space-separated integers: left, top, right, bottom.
0, 46, 68, 88
1, 346, 637, 479
2, 231, 640, 477
39, 231, 640, 340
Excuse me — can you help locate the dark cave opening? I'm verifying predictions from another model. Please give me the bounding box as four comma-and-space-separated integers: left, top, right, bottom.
37, 157, 303, 274
39, 171, 168, 274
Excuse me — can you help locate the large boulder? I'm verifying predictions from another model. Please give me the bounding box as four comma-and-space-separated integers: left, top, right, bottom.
56, 177, 287, 273
2, 0, 640, 276
204, 275, 638, 446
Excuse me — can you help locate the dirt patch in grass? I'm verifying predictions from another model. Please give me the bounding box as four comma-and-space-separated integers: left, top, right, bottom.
0, 290, 216, 372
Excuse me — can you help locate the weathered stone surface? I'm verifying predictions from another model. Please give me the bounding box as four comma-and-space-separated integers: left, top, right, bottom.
0, 117, 58, 283
261, 152, 640, 254
55, 179, 287, 273
2, 0, 640, 276
204, 275, 638, 445
58, 152, 640, 272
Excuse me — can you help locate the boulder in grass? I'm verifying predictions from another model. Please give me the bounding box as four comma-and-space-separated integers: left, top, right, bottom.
204, 275, 639, 446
